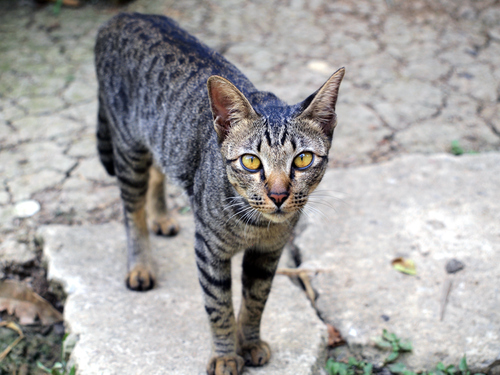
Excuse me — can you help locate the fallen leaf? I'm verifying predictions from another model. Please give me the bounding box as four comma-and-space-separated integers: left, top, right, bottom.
391, 257, 417, 275
326, 323, 345, 347
0, 280, 63, 325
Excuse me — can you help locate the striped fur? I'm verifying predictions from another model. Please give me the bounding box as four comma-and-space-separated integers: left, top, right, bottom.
95, 13, 344, 375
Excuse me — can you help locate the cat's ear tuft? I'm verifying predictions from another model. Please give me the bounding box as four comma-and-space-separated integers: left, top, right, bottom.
207, 76, 257, 143
298, 67, 345, 139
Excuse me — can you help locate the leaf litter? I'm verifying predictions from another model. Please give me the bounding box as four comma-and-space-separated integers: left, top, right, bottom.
391, 258, 417, 276
0, 280, 63, 325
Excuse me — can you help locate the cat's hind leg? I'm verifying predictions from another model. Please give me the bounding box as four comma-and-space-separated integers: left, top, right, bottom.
96, 95, 115, 176
123, 204, 155, 291
146, 164, 179, 236
114, 144, 155, 291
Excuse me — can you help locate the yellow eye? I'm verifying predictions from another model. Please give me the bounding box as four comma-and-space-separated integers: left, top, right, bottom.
293, 152, 314, 169
241, 154, 262, 171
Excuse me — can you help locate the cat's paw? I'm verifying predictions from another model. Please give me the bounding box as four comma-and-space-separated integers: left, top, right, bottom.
207, 354, 244, 375
238, 340, 271, 367
150, 216, 179, 236
126, 265, 155, 291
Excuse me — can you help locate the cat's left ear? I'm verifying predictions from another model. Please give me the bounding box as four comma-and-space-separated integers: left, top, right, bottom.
207, 76, 258, 143
297, 67, 345, 139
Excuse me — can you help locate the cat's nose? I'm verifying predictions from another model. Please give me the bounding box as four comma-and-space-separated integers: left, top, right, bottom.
268, 192, 289, 208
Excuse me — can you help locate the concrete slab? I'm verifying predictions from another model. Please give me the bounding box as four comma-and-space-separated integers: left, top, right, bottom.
38, 215, 327, 375
295, 153, 500, 372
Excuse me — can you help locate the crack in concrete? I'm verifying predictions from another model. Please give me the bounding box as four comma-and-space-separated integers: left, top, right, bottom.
63, 161, 79, 179
429, 94, 448, 120
485, 119, 500, 139
364, 102, 396, 132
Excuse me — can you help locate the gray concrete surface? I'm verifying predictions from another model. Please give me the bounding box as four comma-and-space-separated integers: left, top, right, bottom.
1, 0, 500, 373
296, 153, 500, 373
38, 218, 327, 375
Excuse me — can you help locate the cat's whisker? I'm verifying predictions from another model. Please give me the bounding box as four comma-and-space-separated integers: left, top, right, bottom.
223, 195, 240, 200
239, 205, 255, 220
305, 198, 339, 212
240, 206, 260, 238
300, 206, 317, 221
225, 205, 255, 226
303, 203, 329, 220
222, 196, 245, 208
312, 189, 347, 195
249, 207, 261, 224
309, 190, 350, 206
223, 196, 243, 204
298, 207, 311, 220
233, 206, 254, 219
223, 201, 247, 211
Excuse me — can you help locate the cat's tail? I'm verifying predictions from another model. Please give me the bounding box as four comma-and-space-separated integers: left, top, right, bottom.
96, 94, 115, 176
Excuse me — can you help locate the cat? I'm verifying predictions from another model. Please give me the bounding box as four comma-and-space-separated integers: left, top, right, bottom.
95, 13, 344, 375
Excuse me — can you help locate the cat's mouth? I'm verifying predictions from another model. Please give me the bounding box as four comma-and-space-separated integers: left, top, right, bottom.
261, 208, 295, 223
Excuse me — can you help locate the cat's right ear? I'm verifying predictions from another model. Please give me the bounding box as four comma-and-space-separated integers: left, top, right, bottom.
207, 76, 257, 143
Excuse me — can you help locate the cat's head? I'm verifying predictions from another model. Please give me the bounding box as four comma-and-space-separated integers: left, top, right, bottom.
207, 68, 344, 223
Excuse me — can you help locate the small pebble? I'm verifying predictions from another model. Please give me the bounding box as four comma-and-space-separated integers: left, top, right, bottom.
446, 259, 465, 274
13, 200, 41, 218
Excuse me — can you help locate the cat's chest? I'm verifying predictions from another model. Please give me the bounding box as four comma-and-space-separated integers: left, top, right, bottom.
232, 220, 295, 252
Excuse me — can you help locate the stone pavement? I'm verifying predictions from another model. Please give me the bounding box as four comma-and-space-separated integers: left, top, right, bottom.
1, 0, 499, 373
38, 219, 327, 375
296, 154, 500, 372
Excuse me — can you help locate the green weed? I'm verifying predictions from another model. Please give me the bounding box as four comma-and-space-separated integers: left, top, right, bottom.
326, 331, 486, 375
450, 140, 477, 156
326, 357, 373, 375
37, 361, 76, 375
36, 334, 76, 375
387, 354, 485, 375
375, 329, 412, 364
52, 0, 64, 15
451, 140, 465, 155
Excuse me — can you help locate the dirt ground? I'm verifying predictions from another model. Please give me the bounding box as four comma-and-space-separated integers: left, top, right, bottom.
1, 240, 67, 375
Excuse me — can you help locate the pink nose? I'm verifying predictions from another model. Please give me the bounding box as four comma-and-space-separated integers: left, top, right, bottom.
268, 192, 289, 208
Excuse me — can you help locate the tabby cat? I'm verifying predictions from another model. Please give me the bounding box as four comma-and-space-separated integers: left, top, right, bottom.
95, 13, 344, 375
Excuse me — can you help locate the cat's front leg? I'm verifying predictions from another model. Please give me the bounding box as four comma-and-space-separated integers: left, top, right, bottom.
236, 248, 282, 367
194, 232, 244, 375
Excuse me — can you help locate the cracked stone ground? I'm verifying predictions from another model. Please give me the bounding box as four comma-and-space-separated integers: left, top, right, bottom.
0, 0, 499, 371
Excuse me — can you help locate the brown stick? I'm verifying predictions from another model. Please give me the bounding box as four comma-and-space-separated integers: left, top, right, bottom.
0, 321, 24, 362
440, 279, 453, 321
276, 268, 331, 307
275, 267, 332, 276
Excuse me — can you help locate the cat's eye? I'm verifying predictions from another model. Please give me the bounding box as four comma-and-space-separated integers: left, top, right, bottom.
293, 152, 314, 170
241, 154, 262, 172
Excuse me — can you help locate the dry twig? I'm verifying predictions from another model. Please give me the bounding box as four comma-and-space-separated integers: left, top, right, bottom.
0, 321, 24, 362
276, 268, 333, 307
440, 278, 453, 321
